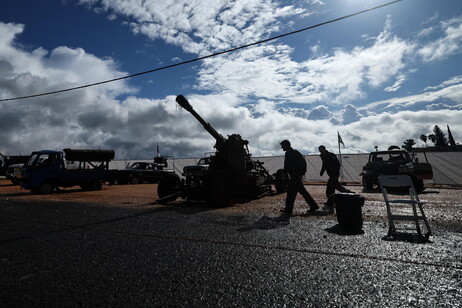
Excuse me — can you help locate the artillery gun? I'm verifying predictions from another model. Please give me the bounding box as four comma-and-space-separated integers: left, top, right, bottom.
157, 95, 286, 207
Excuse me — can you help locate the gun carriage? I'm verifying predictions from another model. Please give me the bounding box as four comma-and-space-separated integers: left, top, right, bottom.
157, 95, 287, 207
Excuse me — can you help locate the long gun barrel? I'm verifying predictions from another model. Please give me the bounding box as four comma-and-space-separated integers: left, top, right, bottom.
176, 95, 226, 145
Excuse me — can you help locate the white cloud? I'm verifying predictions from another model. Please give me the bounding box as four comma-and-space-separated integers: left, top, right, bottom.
364, 82, 462, 114
76, 2, 416, 107
418, 16, 462, 62
0, 21, 138, 155
81, 0, 303, 55
417, 26, 433, 37
424, 75, 462, 91
0, 22, 136, 100
384, 74, 407, 92
196, 44, 301, 101
191, 16, 415, 106
421, 12, 439, 25
310, 40, 321, 54
342, 104, 362, 125
1, 5, 462, 160
307, 105, 332, 120
346, 109, 462, 151
426, 102, 462, 111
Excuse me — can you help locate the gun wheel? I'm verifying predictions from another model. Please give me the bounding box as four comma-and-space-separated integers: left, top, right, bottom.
157, 174, 181, 202
206, 173, 231, 208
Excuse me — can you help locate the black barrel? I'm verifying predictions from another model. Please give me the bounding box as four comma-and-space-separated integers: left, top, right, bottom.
333, 193, 365, 234
63, 149, 115, 162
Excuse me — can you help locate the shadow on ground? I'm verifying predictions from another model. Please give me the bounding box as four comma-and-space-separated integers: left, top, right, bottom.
238, 214, 291, 231
324, 224, 365, 236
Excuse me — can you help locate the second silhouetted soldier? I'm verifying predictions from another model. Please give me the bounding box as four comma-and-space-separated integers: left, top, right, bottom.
319, 145, 352, 213
280, 140, 319, 214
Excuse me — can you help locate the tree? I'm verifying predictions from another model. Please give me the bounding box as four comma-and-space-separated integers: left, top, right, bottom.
428, 125, 447, 147
402, 139, 416, 151
420, 134, 428, 147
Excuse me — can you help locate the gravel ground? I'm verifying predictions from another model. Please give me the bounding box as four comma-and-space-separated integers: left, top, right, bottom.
0, 179, 461, 307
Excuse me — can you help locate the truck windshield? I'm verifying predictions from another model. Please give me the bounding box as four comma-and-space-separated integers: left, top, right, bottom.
25, 153, 56, 167
197, 157, 210, 165
371, 152, 409, 162
25, 154, 40, 166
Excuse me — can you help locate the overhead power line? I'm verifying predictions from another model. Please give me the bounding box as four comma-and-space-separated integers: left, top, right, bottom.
0, 0, 402, 102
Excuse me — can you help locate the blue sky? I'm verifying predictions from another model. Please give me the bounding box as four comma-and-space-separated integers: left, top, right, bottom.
0, 0, 461, 159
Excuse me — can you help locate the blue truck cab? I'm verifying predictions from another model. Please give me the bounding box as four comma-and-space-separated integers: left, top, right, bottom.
21, 148, 115, 194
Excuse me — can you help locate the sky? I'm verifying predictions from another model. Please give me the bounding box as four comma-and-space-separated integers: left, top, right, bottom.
0, 0, 461, 159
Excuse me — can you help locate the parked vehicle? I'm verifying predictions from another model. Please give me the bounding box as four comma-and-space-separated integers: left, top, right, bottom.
183, 156, 211, 180
5, 163, 24, 185
360, 147, 433, 193
117, 157, 176, 184
21, 148, 116, 194
0, 153, 29, 176
178, 155, 211, 201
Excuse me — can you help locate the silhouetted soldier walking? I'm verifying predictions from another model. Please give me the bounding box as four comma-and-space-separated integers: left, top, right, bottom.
280, 140, 319, 214
319, 145, 352, 213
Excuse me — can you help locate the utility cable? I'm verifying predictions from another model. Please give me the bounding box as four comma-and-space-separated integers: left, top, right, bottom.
0, 0, 402, 102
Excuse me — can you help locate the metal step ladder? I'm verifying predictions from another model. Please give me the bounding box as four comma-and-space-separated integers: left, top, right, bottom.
378, 175, 431, 240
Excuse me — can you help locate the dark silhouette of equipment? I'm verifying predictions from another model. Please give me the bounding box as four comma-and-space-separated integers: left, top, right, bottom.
157, 95, 287, 207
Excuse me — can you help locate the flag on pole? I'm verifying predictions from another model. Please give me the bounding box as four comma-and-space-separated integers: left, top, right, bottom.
447, 125, 456, 146
338, 132, 345, 148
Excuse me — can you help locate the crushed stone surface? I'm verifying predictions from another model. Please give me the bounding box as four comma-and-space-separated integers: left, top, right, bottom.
1, 179, 461, 307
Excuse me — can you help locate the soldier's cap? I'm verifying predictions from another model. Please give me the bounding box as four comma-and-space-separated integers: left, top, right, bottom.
280, 140, 291, 146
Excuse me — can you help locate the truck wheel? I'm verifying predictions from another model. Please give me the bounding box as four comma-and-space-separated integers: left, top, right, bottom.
206, 174, 231, 208
130, 176, 140, 185
157, 174, 181, 202
40, 181, 56, 194
90, 181, 102, 191
117, 178, 127, 185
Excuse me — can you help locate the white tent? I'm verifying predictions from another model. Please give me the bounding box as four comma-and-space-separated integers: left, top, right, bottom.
111, 151, 462, 185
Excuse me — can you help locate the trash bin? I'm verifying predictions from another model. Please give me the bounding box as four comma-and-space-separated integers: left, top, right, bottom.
333, 193, 365, 234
